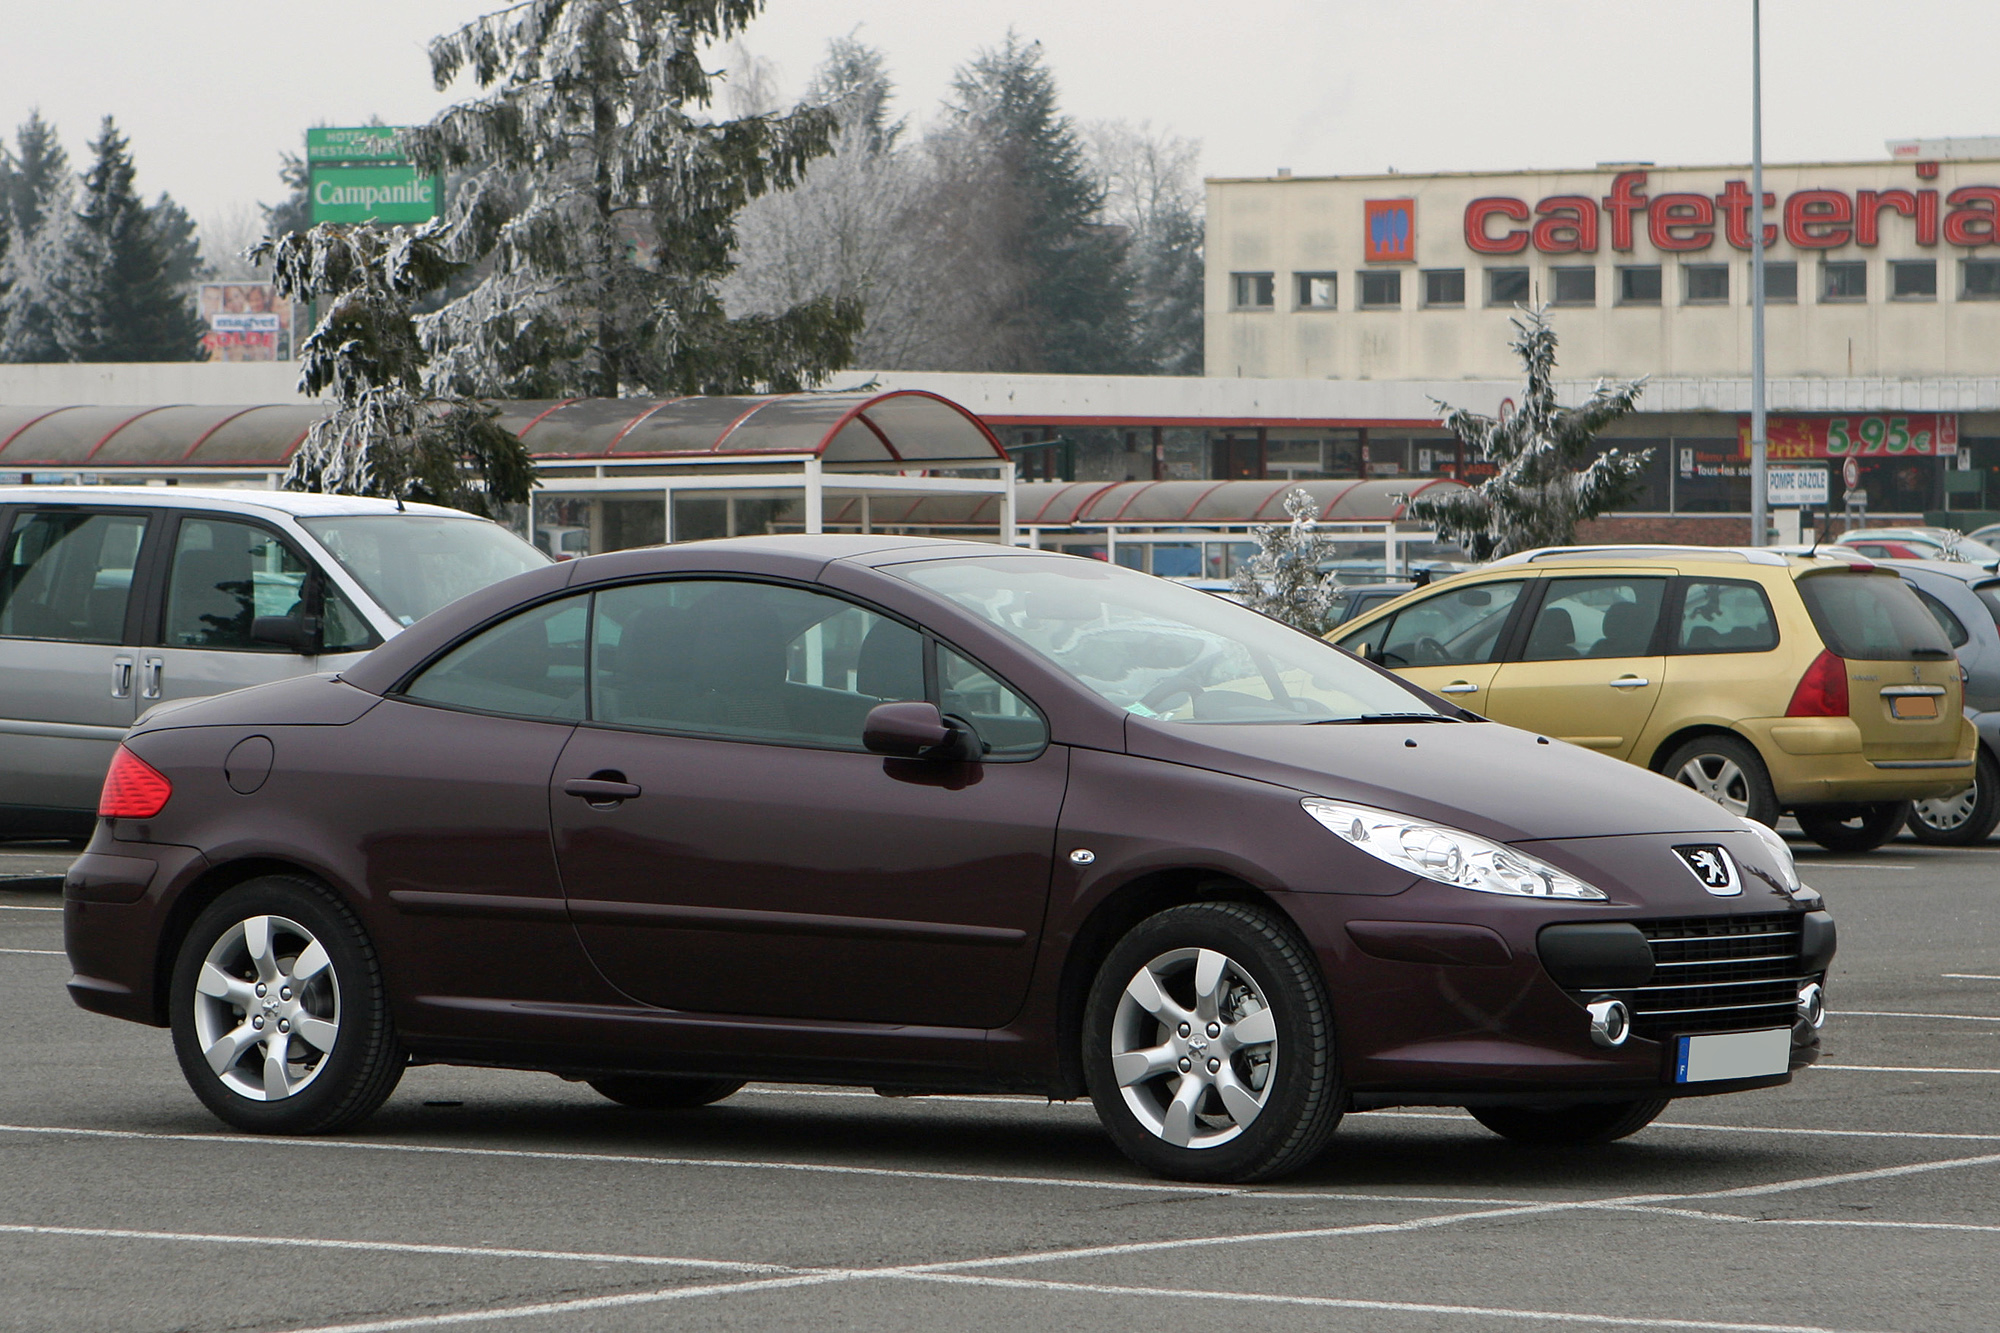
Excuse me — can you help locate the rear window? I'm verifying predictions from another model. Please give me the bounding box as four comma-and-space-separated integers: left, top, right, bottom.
1797, 572, 1954, 660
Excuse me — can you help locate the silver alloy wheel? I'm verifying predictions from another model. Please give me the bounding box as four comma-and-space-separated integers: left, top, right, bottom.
1675, 754, 1751, 817
191, 914, 340, 1101
1914, 783, 1978, 832
1109, 946, 1277, 1149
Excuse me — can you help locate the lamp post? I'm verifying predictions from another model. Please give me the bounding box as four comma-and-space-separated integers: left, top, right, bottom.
1749, 0, 1769, 546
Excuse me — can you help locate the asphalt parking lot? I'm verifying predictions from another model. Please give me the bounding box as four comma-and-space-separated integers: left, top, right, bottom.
6, 836, 2000, 1333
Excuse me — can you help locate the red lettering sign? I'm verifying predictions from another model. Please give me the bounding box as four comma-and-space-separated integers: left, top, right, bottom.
1532, 195, 1597, 252
1602, 171, 1648, 251
1854, 189, 1916, 246
1736, 414, 1959, 460
1649, 193, 1715, 251
1945, 186, 2000, 247
1783, 190, 1852, 248
1465, 197, 1529, 253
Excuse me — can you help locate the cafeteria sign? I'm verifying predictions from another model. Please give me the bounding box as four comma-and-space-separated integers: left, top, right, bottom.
1737, 414, 1958, 460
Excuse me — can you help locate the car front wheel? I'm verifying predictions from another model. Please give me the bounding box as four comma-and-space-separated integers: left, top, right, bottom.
1795, 801, 1911, 853
1083, 901, 1341, 1183
1907, 748, 2000, 846
169, 875, 404, 1134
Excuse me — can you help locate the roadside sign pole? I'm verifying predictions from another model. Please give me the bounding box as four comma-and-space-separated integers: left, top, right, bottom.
1749, 0, 1769, 547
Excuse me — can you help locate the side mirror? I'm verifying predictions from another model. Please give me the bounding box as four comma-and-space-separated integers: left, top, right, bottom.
252, 614, 321, 655
863, 701, 982, 762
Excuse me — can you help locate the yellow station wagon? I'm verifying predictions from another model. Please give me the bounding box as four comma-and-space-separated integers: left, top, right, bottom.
1332, 546, 1976, 852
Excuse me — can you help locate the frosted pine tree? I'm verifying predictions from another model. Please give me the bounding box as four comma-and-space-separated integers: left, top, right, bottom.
1231, 488, 1340, 634
1409, 305, 1649, 559
403, 0, 862, 398
0, 112, 87, 363
62, 118, 208, 362
251, 222, 534, 516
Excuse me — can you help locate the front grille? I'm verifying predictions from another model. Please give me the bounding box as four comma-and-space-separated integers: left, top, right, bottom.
1609, 913, 1810, 1038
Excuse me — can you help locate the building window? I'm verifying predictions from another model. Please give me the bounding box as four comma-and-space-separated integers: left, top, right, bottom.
1683, 264, 1729, 304
1486, 267, 1529, 306
1890, 259, 1937, 300
1964, 259, 2000, 300
1550, 266, 1596, 306
1422, 268, 1465, 307
1230, 272, 1274, 310
1294, 272, 1337, 309
1358, 269, 1401, 309
1762, 261, 1798, 302
1617, 265, 1662, 305
1821, 260, 1867, 301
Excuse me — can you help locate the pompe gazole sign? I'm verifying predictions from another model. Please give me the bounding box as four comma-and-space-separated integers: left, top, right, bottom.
1463, 170, 2000, 254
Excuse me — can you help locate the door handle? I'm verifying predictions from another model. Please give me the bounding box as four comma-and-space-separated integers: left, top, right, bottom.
1437, 682, 1479, 694
1608, 676, 1650, 689
111, 657, 134, 699
140, 657, 164, 701
563, 778, 642, 803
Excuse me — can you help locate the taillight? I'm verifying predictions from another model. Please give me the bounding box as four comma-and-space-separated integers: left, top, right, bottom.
1786, 649, 1851, 717
98, 745, 172, 818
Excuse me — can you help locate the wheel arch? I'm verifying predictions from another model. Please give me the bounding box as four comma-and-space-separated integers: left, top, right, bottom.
150, 856, 348, 1026
1645, 722, 1758, 775
1049, 868, 1289, 1100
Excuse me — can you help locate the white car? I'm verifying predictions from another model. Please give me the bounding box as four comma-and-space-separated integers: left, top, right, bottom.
0, 486, 548, 837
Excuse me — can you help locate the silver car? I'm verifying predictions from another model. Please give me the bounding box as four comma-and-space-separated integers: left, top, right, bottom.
1884, 558, 2000, 843
0, 486, 548, 837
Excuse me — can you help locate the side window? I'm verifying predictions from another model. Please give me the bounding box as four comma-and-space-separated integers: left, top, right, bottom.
0, 510, 149, 644
402, 595, 588, 719
1347, 580, 1525, 667
1913, 587, 1971, 650
591, 579, 923, 749
318, 585, 380, 654
163, 518, 312, 650
1675, 579, 1780, 655
1522, 577, 1668, 661
938, 644, 1048, 757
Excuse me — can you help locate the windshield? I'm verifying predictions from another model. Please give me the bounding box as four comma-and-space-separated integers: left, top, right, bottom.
299, 515, 550, 627
1797, 570, 1954, 660
893, 554, 1446, 724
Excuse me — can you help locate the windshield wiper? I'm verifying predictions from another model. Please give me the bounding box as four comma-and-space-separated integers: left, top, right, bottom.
1312, 712, 1460, 725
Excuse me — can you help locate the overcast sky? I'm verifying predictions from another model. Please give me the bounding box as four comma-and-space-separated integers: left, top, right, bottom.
3, 0, 1993, 236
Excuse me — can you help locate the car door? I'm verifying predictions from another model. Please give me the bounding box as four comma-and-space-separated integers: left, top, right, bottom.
1334, 578, 1529, 707
1482, 574, 1671, 760
0, 505, 156, 818
145, 512, 378, 709
549, 577, 1066, 1030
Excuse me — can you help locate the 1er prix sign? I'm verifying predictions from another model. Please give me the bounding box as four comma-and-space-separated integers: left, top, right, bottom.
1736, 414, 1959, 460
305, 127, 439, 227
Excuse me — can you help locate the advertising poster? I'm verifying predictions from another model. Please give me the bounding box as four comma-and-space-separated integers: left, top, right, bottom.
199, 283, 291, 361
1735, 414, 1959, 459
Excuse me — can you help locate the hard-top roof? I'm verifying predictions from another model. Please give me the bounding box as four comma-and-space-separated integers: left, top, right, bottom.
0, 484, 479, 520
1486, 544, 1887, 571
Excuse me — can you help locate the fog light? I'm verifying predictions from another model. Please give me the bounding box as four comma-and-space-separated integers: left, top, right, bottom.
1586, 998, 1631, 1048
1797, 982, 1825, 1030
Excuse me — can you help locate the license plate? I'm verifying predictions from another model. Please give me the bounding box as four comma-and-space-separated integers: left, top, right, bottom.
1674, 1029, 1791, 1083
1890, 694, 1938, 718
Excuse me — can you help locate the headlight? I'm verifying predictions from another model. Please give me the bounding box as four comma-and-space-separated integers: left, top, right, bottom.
1301, 798, 1606, 900
1740, 817, 1811, 898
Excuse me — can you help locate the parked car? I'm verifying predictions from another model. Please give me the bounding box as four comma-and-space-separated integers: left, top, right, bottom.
1834, 527, 2000, 567
1325, 581, 1417, 627
1881, 559, 2000, 843
0, 486, 548, 838
1331, 545, 1976, 852
67, 535, 1833, 1183
1966, 522, 2000, 550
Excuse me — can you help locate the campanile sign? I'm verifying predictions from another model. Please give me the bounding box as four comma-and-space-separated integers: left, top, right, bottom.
306, 127, 441, 227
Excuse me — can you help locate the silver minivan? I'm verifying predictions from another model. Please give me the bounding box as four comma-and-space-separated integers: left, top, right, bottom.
0, 486, 549, 837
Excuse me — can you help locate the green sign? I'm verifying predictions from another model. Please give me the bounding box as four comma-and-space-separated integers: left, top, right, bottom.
306, 126, 406, 162
309, 164, 440, 224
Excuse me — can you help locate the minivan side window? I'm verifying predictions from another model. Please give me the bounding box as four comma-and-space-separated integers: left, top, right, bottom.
0, 510, 149, 644
1675, 579, 1779, 654
402, 595, 589, 719
1522, 577, 1667, 661
163, 518, 312, 651
1912, 587, 1971, 650
1340, 581, 1525, 667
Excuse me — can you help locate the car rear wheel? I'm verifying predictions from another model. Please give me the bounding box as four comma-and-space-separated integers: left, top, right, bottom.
587, 1075, 746, 1109
1468, 1098, 1669, 1145
1663, 735, 1780, 826
1083, 901, 1341, 1183
1907, 748, 2000, 846
169, 875, 403, 1134
1795, 801, 1911, 853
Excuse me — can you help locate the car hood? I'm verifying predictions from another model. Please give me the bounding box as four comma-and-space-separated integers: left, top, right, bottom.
1124, 716, 1742, 843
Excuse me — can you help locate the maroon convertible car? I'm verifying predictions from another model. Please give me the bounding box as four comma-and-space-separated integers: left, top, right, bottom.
64, 535, 1833, 1182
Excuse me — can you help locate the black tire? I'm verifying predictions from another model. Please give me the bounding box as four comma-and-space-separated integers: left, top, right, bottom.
587, 1075, 746, 1109
1469, 1098, 1669, 1145
1083, 901, 1341, 1184
1907, 747, 2000, 846
1662, 734, 1781, 827
169, 874, 403, 1134
1795, 801, 1911, 853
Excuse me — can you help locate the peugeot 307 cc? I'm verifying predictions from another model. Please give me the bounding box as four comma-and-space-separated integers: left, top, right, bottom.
65, 536, 1834, 1182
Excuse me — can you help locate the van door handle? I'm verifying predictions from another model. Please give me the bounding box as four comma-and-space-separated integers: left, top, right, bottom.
111, 657, 134, 699
563, 777, 642, 803
1608, 676, 1650, 689
140, 657, 164, 701
1437, 682, 1479, 694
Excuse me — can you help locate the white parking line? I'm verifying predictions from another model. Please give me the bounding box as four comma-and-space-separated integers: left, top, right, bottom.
0, 904, 61, 911
1815, 1063, 2000, 1074
1835, 1009, 2000, 1021
0, 948, 62, 956
1943, 973, 2000, 981
280, 1272, 851, 1333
